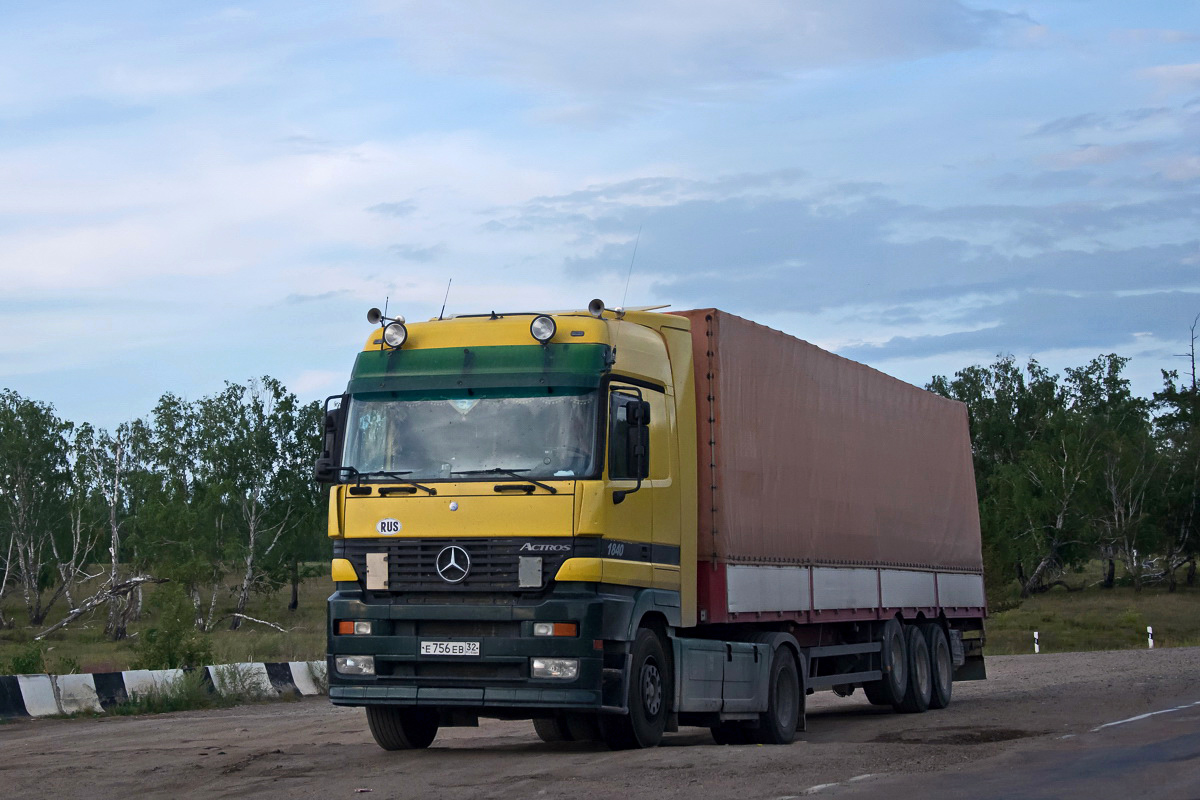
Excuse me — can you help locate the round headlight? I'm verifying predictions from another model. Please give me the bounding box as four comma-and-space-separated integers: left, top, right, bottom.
530, 315, 556, 343
383, 322, 408, 348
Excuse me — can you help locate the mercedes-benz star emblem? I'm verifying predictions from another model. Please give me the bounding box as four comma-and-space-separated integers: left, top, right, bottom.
435, 545, 471, 584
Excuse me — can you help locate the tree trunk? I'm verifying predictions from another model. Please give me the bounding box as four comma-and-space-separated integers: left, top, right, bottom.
289, 558, 299, 612
1021, 553, 1057, 598
1102, 559, 1115, 589
1187, 558, 1197, 587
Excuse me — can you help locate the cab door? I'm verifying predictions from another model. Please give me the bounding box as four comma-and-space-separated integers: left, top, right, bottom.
603, 384, 656, 576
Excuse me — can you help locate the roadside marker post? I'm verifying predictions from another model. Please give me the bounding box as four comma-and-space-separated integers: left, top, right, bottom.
1034, 631, 1040, 654
1147, 626, 1154, 649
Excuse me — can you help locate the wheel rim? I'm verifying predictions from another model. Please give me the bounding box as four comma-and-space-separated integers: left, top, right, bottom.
641, 660, 663, 716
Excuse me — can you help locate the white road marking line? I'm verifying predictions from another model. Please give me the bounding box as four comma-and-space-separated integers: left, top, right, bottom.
1091, 699, 1200, 732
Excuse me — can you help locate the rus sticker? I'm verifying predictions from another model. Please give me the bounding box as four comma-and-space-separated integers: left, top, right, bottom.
376, 518, 402, 535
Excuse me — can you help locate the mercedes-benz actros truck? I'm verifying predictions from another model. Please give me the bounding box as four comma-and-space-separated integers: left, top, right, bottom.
316, 302, 986, 750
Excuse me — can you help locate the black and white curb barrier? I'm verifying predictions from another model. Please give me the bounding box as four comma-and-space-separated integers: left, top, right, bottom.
0, 661, 327, 719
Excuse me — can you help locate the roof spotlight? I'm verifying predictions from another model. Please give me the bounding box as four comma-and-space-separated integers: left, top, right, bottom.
383, 321, 408, 348
530, 315, 556, 343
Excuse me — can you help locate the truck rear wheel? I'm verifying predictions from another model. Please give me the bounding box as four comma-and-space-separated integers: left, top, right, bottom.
600, 628, 670, 750
366, 706, 439, 750
894, 625, 932, 714
863, 618, 906, 706
753, 648, 802, 744
921, 623, 953, 710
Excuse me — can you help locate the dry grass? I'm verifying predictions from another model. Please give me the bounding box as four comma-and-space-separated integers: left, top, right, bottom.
985, 583, 1200, 655
1, 571, 328, 674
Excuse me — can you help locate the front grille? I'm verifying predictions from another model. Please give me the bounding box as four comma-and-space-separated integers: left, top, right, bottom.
336, 538, 574, 592
417, 620, 520, 637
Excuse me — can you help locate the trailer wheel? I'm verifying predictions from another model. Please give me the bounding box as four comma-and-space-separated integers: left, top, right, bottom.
751, 648, 802, 744
600, 628, 670, 750
921, 623, 953, 710
366, 706, 439, 750
894, 625, 932, 714
863, 618, 906, 706
533, 716, 573, 743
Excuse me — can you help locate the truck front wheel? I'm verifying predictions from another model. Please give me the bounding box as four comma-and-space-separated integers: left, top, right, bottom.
753, 648, 802, 745
601, 628, 670, 750
366, 706, 439, 750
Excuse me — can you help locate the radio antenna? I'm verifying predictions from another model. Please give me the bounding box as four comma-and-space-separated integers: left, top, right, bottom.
439, 278, 453, 320
610, 227, 642, 363
620, 226, 641, 310
383, 296, 389, 319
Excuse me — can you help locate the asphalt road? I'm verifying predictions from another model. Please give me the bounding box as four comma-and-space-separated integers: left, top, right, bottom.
1, 647, 1197, 800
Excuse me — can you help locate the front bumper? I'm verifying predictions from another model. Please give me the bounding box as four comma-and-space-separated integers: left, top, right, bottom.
327, 586, 612, 712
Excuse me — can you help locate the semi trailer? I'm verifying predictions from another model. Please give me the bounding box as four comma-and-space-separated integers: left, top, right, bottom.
316, 302, 986, 750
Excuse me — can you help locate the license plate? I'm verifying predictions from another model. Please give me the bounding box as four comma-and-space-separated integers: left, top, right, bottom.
420, 640, 480, 657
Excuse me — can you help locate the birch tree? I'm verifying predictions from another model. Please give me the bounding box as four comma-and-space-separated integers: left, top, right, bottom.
0, 390, 71, 625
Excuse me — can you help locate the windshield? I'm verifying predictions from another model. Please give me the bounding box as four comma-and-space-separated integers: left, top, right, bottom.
342, 391, 600, 481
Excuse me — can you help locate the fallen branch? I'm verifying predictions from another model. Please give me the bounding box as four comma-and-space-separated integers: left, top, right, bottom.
211, 612, 289, 633
35, 575, 168, 640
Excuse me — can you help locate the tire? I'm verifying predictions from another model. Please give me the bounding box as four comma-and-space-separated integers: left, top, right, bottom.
366, 706, 439, 750
710, 722, 752, 745
921, 623, 953, 710
863, 618, 906, 706
753, 648, 802, 745
600, 628, 670, 750
895, 625, 932, 714
564, 713, 602, 742
533, 716, 573, 743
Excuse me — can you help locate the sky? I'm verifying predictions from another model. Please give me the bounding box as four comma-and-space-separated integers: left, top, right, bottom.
1, 1, 1198, 429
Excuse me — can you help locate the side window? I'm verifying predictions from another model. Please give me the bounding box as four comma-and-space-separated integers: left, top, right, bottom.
608, 392, 638, 481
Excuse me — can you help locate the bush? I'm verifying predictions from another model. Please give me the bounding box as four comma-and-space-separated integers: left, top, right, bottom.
113, 668, 231, 715
132, 586, 214, 670
7, 641, 45, 674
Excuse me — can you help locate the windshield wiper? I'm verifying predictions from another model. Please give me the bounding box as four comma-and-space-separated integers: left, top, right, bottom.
352, 469, 437, 495
451, 468, 558, 494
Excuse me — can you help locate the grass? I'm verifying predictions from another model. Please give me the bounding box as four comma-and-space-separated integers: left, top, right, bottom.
107, 668, 244, 716
1, 571, 328, 675
985, 582, 1200, 655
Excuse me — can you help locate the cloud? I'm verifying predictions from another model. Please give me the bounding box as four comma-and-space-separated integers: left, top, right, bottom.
285, 290, 349, 304
1115, 29, 1200, 45
478, 173, 1200, 369
837, 291, 1200, 362
1041, 142, 1159, 169
389, 243, 445, 262
1138, 63, 1200, 93
368, 200, 417, 217
367, 0, 1024, 105
1028, 108, 1170, 137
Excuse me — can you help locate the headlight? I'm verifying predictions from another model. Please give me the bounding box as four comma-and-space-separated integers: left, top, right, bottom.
383, 322, 408, 348
530, 315, 556, 343
531, 657, 578, 679
335, 655, 375, 675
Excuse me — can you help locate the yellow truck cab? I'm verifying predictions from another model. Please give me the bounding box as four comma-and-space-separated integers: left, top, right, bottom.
320, 303, 699, 749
